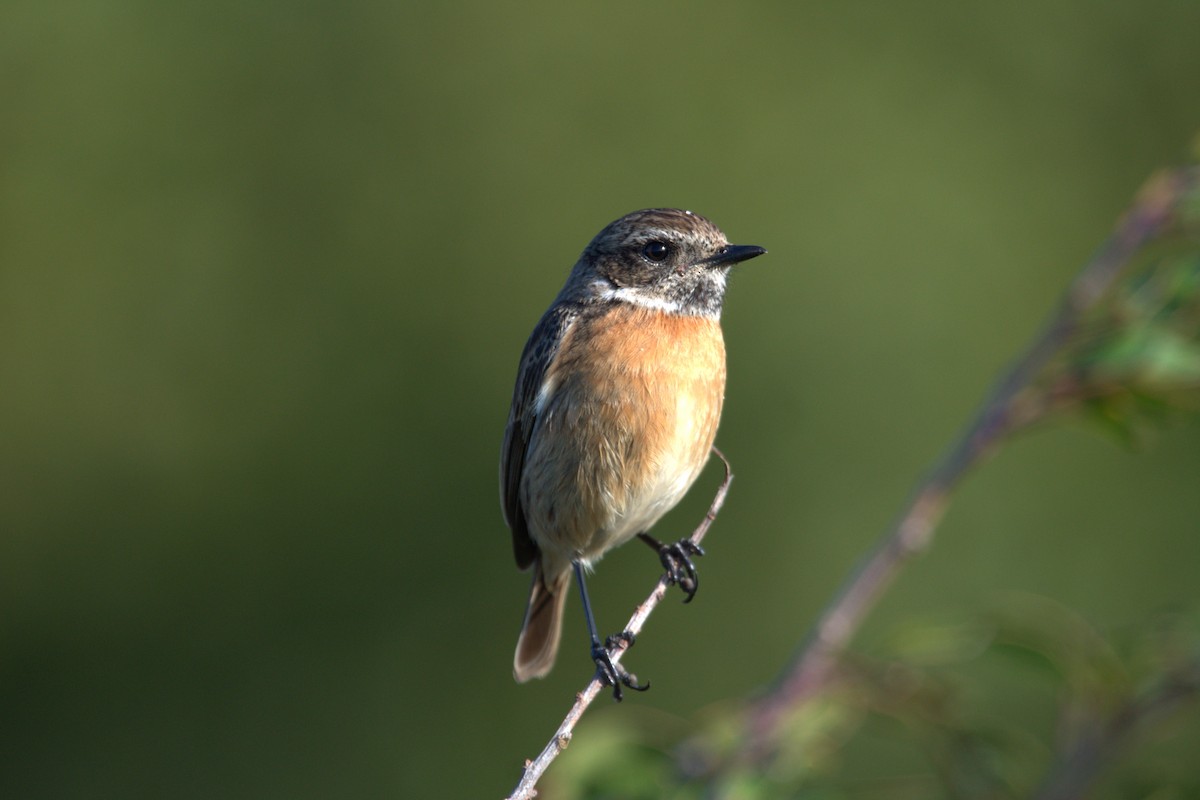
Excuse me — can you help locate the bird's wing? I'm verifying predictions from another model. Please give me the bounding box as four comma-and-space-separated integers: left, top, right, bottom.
500, 303, 580, 570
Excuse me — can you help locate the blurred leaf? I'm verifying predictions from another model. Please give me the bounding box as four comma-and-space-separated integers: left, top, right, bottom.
545, 714, 672, 800
767, 684, 872, 782
1087, 323, 1200, 386
989, 593, 1131, 710
1039, 257, 1200, 439
884, 612, 996, 667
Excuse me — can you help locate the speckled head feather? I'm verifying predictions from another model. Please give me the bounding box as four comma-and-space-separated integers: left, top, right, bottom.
557, 208, 766, 319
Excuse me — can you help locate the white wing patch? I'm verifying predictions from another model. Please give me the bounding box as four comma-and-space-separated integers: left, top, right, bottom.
533, 374, 557, 416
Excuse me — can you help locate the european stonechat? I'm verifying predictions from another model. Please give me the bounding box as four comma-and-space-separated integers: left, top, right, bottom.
500, 208, 765, 697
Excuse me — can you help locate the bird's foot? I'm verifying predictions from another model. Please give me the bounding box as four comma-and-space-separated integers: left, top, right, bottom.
640, 534, 705, 602
591, 633, 648, 702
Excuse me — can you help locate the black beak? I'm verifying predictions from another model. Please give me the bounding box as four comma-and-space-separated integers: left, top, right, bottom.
698, 244, 767, 268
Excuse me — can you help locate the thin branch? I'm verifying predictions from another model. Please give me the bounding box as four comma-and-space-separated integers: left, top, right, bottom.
742, 167, 1199, 758
506, 448, 734, 800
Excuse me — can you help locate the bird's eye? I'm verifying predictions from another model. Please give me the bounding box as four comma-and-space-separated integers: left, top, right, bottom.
641, 241, 671, 263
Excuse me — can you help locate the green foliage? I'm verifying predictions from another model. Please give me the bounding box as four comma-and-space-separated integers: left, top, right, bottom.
1039, 177, 1200, 442
1077, 251, 1200, 396
546, 600, 1200, 800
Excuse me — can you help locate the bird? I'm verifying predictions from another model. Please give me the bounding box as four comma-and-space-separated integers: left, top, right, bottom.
500, 208, 765, 698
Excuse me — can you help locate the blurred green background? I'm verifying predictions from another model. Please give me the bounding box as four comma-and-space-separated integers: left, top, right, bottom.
2, 1, 1199, 797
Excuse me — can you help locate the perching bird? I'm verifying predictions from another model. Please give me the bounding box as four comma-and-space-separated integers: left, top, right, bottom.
500, 208, 765, 697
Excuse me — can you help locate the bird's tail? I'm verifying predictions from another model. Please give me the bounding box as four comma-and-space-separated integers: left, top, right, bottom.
513, 563, 570, 682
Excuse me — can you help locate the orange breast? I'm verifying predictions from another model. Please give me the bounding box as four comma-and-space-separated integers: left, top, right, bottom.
522, 305, 726, 568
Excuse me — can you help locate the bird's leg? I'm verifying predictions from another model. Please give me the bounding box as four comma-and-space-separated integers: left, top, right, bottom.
638, 533, 705, 603
573, 562, 649, 701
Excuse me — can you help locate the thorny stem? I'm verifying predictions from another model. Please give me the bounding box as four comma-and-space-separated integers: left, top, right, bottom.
506, 448, 733, 800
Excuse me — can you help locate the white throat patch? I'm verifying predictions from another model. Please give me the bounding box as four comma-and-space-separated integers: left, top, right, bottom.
595, 284, 685, 314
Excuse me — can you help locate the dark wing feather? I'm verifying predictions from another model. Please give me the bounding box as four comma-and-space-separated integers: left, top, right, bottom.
500, 303, 579, 570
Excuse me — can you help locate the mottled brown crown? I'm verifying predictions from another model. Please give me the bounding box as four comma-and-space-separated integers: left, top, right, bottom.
561, 208, 765, 318
583, 209, 728, 260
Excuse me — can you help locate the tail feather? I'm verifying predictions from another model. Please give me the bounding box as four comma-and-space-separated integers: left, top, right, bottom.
514, 565, 570, 682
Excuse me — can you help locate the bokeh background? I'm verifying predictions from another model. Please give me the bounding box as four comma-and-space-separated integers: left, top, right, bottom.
2, 1, 1199, 797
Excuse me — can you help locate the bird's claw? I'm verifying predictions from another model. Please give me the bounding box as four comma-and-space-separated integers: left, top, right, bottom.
591, 634, 649, 702
657, 538, 705, 602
